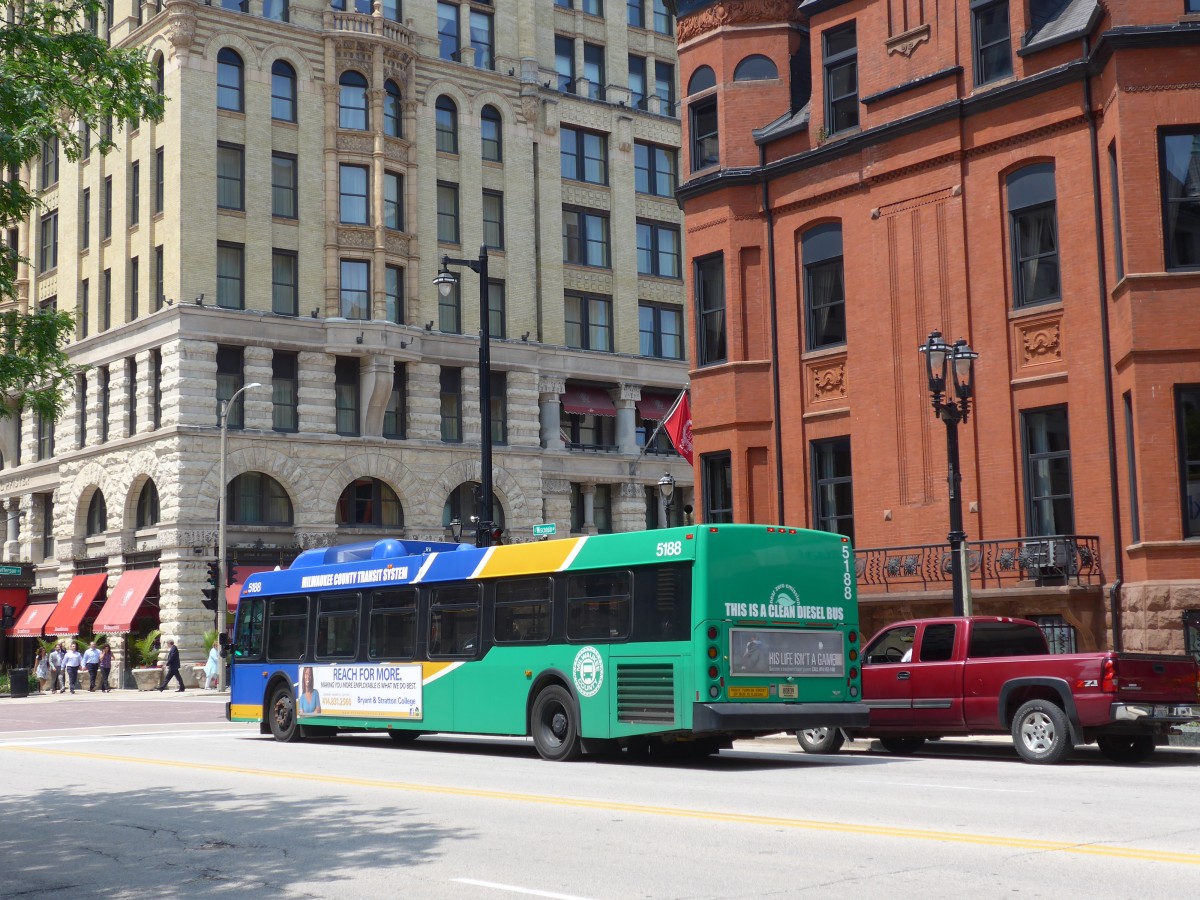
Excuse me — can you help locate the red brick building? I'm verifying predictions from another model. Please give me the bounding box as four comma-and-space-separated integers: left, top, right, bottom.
671, 0, 1200, 653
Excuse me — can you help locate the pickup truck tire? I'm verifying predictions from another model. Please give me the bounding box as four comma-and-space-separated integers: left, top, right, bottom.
796, 728, 845, 754
1011, 699, 1072, 764
878, 737, 925, 755
1095, 734, 1156, 763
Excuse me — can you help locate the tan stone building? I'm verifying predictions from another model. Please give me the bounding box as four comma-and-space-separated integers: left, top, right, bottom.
1, 0, 691, 677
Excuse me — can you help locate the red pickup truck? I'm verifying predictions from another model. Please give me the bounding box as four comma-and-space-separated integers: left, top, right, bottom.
796, 616, 1200, 764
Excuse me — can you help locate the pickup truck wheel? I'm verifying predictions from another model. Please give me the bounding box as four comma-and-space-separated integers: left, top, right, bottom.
796, 728, 845, 754
878, 737, 925, 755
1012, 699, 1072, 764
1096, 734, 1156, 763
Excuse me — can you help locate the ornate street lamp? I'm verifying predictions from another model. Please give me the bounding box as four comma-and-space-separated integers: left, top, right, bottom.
918, 331, 978, 616
434, 247, 495, 548
657, 472, 676, 526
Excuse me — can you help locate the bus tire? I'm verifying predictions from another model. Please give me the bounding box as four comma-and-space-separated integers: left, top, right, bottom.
267, 683, 304, 743
531, 685, 582, 762
1011, 699, 1072, 764
388, 730, 422, 743
796, 728, 845, 754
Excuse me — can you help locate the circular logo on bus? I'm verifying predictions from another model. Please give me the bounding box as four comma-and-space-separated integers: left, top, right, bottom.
770, 583, 799, 609
572, 646, 604, 698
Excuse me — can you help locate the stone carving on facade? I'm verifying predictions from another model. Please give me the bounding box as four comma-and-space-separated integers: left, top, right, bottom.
810, 360, 847, 402
179, 530, 218, 550
383, 140, 409, 164
619, 482, 645, 499
1020, 320, 1062, 365
538, 375, 566, 396
886, 24, 931, 58
296, 531, 337, 549
332, 41, 375, 67
676, 0, 802, 43
337, 133, 375, 155
337, 226, 376, 249
165, 0, 198, 60
542, 478, 572, 495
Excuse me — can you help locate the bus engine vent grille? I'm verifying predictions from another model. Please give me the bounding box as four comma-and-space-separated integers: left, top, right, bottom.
616, 663, 675, 723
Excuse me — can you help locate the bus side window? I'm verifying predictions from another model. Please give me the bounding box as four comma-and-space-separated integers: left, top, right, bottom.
266, 596, 309, 662
632, 565, 691, 642
429, 584, 481, 659
369, 589, 416, 660
494, 577, 552, 644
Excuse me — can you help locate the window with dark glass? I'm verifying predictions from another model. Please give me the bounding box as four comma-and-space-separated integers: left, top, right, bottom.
639, 302, 683, 359
154, 148, 164, 213
340, 258, 369, 320
494, 577, 552, 644
812, 437, 854, 543
40, 138, 59, 188
271, 60, 297, 122
99, 365, 110, 441
217, 142, 244, 210
487, 279, 505, 339
217, 48, 244, 112
272, 250, 298, 316
272, 153, 297, 219
103, 175, 112, 238
216, 346, 244, 428
583, 42, 605, 101
339, 71, 369, 129
35, 410, 54, 461
565, 292, 613, 351
102, 268, 111, 330
435, 96, 458, 153
1109, 142, 1124, 280
1161, 129, 1200, 270
734, 54, 778, 81
1177, 386, 1200, 538
652, 0, 672, 34
337, 478, 402, 528
128, 256, 139, 320
229, 472, 294, 525
315, 594, 358, 660
481, 105, 502, 161
562, 208, 610, 267
339, 164, 369, 225
627, 0, 644, 28
125, 355, 137, 434
438, 1, 459, 61
384, 80, 402, 137
555, 35, 575, 93
695, 253, 725, 365
562, 410, 616, 450
636, 221, 680, 278
482, 190, 503, 249
154, 245, 164, 310
429, 585, 481, 658
823, 23, 858, 134
972, 0, 1013, 86
335, 357, 360, 436
80, 278, 89, 339
689, 97, 718, 170
561, 127, 607, 184
82, 189, 90, 249
369, 589, 416, 659
272, 351, 298, 432
266, 597, 307, 661
129, 161, 140, 226
86, 491, 107, 535
1008, 163, 1060, 307
439, 277, 461, 333
1022, 405, 1075, 536
383, 363, 405, 439
150, 348, 162, 430
384, 170, 403, 230
803, 222, 846, 349
654, 60, 675, 115
628, 54, 647, 110
471, 9, 494, 70
386, 264, 403, 324
1123, 392, 1140, 544
566, 570, 630, 641
702, 451, 733, 523
437, 181, 459, 243
40, 492, 55, 559
491, 370, 507, 445
38, 211, 57, 272
440, 367, 462, 442
635, 141, 675, 196
217, 241, 244, 309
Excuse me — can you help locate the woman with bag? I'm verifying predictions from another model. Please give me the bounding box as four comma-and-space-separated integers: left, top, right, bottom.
34, 648, 50, 693
98, 644, 113, 692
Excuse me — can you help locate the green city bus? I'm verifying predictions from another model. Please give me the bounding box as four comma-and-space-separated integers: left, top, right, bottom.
227, 524, 868, 760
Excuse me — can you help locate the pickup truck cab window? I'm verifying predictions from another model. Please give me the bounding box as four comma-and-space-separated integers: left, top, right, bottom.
966, 621, 1047, 657
865, 625, 915, 664
919, 623, 956, 662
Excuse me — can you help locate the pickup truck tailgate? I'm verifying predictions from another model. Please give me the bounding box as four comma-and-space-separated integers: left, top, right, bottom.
1112, 653, 1199, 703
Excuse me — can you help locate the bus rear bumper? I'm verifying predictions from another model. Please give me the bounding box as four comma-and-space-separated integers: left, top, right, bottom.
692, 701, 870, 734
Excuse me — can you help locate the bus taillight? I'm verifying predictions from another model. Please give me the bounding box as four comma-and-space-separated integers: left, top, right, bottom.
848, 667, 858, 680
708, 665, 719, 679
848, 648, 858, 662
707, 646, 718, 659
848, 630, 857, 644
707, 626, 718, 640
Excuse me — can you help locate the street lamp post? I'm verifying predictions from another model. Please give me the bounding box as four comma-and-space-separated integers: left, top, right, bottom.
217, 381, 262, 691
657, 473, 676, 526
918, 331, 978, 617
434, 247, 495, 548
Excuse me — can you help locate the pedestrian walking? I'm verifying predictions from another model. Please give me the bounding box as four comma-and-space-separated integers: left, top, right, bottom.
203, 643, 220, 690
48, 644, 63, 693
158, 639, 185, 692
62, 641, 83, 694
34, 647, 50, 694
83, 641, 102, 691
98, 644, 113, 692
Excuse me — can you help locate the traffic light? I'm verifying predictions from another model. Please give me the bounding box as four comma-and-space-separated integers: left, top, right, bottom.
205, 560, 220, 587
226, 559, 238, 587
201, 589, 217, 611
1, 604, 13, 629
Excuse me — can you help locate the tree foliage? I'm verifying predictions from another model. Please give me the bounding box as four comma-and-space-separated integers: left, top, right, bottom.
1, 0, 165, 419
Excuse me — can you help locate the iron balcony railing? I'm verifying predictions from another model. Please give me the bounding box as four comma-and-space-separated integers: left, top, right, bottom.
855, 535, 1103, 593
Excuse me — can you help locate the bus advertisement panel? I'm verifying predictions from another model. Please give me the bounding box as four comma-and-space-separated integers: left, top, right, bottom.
227, 525, 868, 760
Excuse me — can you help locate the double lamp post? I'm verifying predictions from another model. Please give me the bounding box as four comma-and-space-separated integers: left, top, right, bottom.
918, 331, 978, 617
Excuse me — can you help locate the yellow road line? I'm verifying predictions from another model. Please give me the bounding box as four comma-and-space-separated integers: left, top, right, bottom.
6, 745, 1198, 866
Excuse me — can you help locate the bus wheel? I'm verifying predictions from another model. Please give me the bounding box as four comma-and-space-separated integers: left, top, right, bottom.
796, 728, 845, 754
388, 730, 421, 743
531, 685, 582, 762
268, 683, 304, 743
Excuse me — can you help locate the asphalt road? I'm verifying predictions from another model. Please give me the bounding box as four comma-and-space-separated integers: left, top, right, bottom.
3, 691, 1199, 899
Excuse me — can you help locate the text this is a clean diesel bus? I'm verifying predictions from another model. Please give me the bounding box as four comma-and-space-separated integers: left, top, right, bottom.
227, 524, 868, 760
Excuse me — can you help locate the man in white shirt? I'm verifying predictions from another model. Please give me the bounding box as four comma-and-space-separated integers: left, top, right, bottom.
62, 642, 84, 694
82, 641, 102, 691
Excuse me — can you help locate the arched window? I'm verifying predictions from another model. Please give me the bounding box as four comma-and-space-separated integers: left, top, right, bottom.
337, 478, 403, 528
86, 491, 108, 536
136, 480, 160, 529
1007, 163, 1060, 308
687, 65, 716, 95
227, 472, 294, 525
733, 54, 778, 81
271, 60, 297, 122
802, 222, 846, 350
480, 105, 502, 162
263, 0, 289, 22
216, 48, 244, 112
383, 80, 403, 138
435, 95, 458, 154
339, 70, 369, 130
153, 52, 165, 96
442, 483, 505, 528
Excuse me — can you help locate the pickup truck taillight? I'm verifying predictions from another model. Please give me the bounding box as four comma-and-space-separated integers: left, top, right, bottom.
1101, 658, 1117, 693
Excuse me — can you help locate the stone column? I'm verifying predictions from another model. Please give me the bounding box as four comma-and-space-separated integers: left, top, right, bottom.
581, 483, 596, 535
538, 375, 565, 448
297, 352, 337, 435
242, 346, 274, 431
616, 383, 640, 454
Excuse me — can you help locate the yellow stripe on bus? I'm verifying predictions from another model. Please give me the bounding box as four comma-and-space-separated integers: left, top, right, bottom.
476, 538, 583, 578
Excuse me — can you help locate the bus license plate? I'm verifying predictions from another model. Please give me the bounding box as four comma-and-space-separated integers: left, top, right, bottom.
778, 684, 798, 699
728, 686, 769, 699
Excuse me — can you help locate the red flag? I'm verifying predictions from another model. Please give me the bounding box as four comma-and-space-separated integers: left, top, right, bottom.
661, 390, 693, 465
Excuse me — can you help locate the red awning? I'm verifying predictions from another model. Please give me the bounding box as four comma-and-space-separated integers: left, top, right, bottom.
561, 385, 617, 417
227, 565, 279, 612
93, 568, 160, 634
44, 573, 108, 637
7, 602, 55, 638
636, 391, 677, 420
